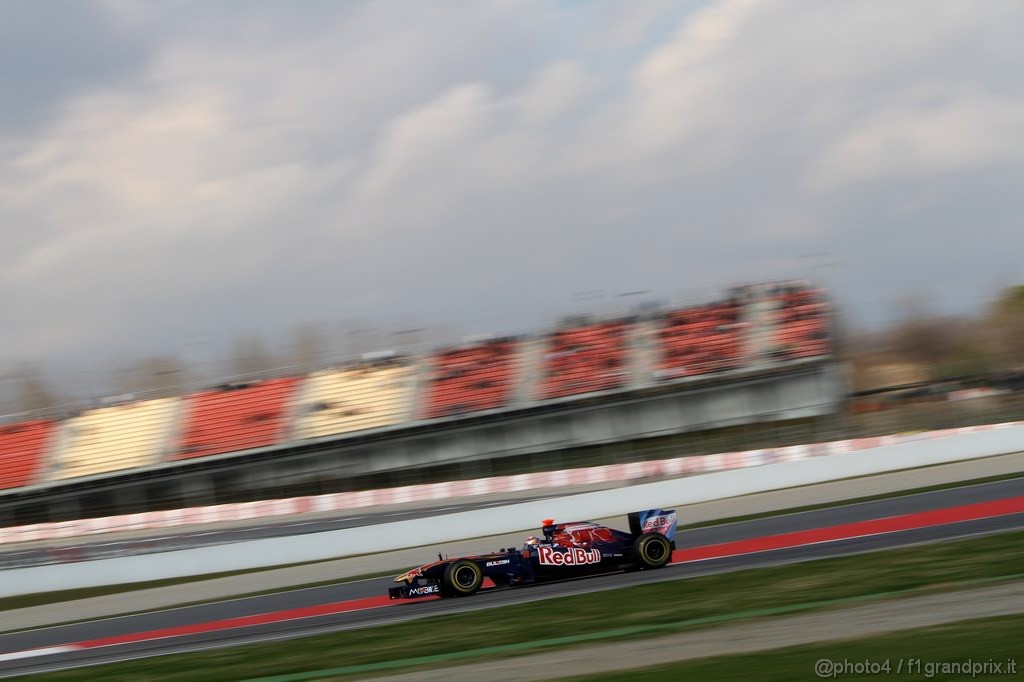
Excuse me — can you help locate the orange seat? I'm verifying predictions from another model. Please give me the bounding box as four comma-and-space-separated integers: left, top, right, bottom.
769, 288, 830, 359
541, 322, 628, 399
0, 419, 54, 489
423, 340, 519, 418
173, 378, 300, 459
658, 302, 743, 380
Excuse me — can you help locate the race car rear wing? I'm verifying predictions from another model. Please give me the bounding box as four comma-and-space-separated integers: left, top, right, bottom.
628, 508, 677, 542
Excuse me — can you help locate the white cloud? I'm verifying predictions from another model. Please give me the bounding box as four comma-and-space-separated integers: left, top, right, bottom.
516, 61, 592, 127
2, 0, 1024, 379
810, 90, 1024, 189
619, 0, 762, 156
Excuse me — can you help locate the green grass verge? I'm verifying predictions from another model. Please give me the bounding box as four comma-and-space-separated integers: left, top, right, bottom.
561, 614, 1023, 681
31, 529, 1024, 681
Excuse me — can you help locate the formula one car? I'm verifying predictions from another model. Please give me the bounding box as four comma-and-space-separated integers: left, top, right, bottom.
389, 508, 676, 599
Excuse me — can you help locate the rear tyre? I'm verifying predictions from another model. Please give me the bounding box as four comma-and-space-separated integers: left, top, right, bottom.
632, 533, 672, 569
441, 559, 483, 597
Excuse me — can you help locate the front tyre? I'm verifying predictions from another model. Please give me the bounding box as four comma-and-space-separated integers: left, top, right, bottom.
441, 560, 483, 597
632, 533, 672, 569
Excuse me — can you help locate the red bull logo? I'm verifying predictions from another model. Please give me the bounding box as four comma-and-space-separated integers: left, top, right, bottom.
537, 546, 602, 566
642, 515, 671, 531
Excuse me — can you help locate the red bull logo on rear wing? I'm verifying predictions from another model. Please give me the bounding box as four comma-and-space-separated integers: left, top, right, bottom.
629, 508, 677, 541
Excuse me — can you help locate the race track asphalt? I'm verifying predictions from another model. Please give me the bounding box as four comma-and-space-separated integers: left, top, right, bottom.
1, 477, 1021, 678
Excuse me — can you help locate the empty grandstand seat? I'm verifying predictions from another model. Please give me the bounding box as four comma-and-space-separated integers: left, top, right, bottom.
769, 287, 830, 359
0, 419, 55, 490
541, 322, 629, 399
657, 301, 744, 380
49, 397, 179, 481
423, 340, 519, 418
295, 363, 412, 438
173, 377, 300, 460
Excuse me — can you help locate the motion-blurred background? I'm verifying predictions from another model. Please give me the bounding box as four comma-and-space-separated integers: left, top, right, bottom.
2, 1, 1024, 519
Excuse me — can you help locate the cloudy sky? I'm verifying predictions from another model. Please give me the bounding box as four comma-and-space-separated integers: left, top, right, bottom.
3, 0, 1024, 391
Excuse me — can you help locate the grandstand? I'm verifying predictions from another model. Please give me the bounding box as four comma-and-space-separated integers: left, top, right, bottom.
542, 322, 629, 399
296, 362, 413, 438
173, 378, 300, 460
0, 420, 54, 490
0, 281, 835, 517
657, 299, 746, 380
47, 398, 179, 481
423, 339, 520, 418
766, 285, 830, 360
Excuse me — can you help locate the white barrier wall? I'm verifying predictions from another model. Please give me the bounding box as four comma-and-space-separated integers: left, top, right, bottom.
3, 424, 1004, 545
2, 423, 1022, 598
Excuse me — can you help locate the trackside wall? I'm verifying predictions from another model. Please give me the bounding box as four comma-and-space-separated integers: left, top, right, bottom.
2, 422, 1021, 598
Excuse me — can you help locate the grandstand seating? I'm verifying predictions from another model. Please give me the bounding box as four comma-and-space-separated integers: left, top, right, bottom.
423, 340, 519, 418
0, 419, 55, 490
541, 322, 629, 399
48, 398, 178, 480
769, 287, 830, 359
173, 377, 300, 460
657, 301, 745, 380
0, 281, 834, 493
295, 363, 412, 438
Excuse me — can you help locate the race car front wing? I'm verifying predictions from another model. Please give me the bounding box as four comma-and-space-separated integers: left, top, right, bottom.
388, 582, 442, 599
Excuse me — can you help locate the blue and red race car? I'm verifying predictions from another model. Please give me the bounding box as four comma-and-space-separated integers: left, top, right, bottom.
389, 508, 677, 599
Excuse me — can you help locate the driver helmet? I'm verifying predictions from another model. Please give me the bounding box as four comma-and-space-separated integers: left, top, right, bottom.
524, 536, 542, 546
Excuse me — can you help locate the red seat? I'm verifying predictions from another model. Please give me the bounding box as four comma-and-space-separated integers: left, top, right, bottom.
172, 377, 300, 459
658, 302, 743, 379
0, 419, 55, 489
423, 340, 519, 418
542, 322, 628, 399
770, 288, 830, 359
